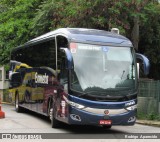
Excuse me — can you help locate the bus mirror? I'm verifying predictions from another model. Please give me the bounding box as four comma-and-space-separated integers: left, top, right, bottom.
9, 72, 22, 88
9, 71, 13, 80
60, 48, 73, 69
136, 53, 150, 75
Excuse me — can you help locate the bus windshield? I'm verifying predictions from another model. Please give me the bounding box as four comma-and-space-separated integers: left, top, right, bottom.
70, 43, 137, 96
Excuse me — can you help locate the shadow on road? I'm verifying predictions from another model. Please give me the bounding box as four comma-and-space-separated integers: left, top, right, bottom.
20, 108, 126, 134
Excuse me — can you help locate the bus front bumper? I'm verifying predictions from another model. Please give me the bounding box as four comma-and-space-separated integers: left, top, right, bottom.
68, 106, 136, 126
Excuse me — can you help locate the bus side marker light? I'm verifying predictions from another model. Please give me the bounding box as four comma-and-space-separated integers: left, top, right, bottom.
70, 43, 77, 53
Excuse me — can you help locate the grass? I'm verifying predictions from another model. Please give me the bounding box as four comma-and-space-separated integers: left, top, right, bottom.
137, 111, 160, 121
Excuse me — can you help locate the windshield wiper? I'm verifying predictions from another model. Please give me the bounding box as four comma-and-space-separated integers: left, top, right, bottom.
94, 95, 129, 102
78, 92, 89, 97
119, 95, 130, 101
94, 91, 137, 102
117, 92, 137, 101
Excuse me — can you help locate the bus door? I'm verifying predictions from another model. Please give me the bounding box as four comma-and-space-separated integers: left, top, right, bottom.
56, 48, 70, 122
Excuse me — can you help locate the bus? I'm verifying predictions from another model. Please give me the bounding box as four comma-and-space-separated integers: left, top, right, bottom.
9, 28, 150, 128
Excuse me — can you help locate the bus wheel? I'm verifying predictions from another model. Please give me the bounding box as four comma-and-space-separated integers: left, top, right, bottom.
15, 93, 23, 113
49, 103, 60, 128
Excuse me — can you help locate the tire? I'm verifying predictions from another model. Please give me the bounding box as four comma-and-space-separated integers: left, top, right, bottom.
15, 93, 23, 113
48, 100, 60, 128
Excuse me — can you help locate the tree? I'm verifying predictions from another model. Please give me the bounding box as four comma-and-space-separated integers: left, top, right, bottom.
32, 0, 153, 51
0, 0, 41, 65
0, 0, 159, 79
139, 3, 160, 79
31, 0, 116, 35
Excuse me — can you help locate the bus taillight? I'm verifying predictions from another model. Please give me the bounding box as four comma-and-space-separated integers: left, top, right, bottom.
70, 43, 77, 53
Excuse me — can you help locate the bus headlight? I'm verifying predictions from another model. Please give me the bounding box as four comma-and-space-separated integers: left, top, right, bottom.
63, 96, 85, 109
125, 105, 137, 111
71, 102, 85, 109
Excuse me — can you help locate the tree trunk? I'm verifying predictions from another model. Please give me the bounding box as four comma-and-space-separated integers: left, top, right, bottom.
131, 16, 139, 51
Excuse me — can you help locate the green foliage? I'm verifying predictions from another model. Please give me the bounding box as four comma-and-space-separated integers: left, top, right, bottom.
31, 0, 56, 35
137, 111, 160, 121
139, 3, 160, 79
31, 0, 160, 79
0, 0, 41, 65
0, 0, 160, 79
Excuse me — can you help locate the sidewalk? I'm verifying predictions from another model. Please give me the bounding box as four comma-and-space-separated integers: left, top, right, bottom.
136, 119, 160, 127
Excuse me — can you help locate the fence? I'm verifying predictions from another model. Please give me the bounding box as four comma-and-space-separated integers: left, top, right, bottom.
138, 79, 160, 117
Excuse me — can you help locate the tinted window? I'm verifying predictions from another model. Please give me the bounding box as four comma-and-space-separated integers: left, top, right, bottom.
11, 39, 56, 69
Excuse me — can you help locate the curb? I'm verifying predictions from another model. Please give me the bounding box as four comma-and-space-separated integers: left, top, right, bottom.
136, 120, 160, 127
2, 102, 13, 105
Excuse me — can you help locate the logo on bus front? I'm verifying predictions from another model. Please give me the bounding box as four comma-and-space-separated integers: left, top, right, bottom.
104, 110, 109, 115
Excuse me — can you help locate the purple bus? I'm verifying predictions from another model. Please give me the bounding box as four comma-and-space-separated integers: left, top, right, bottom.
9, 28, 150, 128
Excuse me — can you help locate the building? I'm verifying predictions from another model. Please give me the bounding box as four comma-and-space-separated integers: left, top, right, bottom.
0, 66, 9, 102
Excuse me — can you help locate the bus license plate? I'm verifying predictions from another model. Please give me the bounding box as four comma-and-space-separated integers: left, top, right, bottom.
99, 120, 112, 125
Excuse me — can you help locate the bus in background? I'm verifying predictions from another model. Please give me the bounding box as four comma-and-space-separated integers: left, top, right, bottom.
9, 28, 150, 128
9, 61, 32, 103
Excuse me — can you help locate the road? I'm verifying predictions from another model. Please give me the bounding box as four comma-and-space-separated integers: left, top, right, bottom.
0, 104, 160, 140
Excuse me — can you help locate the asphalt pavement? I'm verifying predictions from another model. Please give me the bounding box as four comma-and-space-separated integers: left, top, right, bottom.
0, 103, 160, 142
1, 102, 160, 128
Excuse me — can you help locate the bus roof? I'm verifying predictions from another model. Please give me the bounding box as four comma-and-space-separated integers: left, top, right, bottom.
17, 28, 133, 48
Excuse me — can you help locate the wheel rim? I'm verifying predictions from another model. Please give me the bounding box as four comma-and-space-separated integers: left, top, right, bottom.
15, 95, 18, 109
